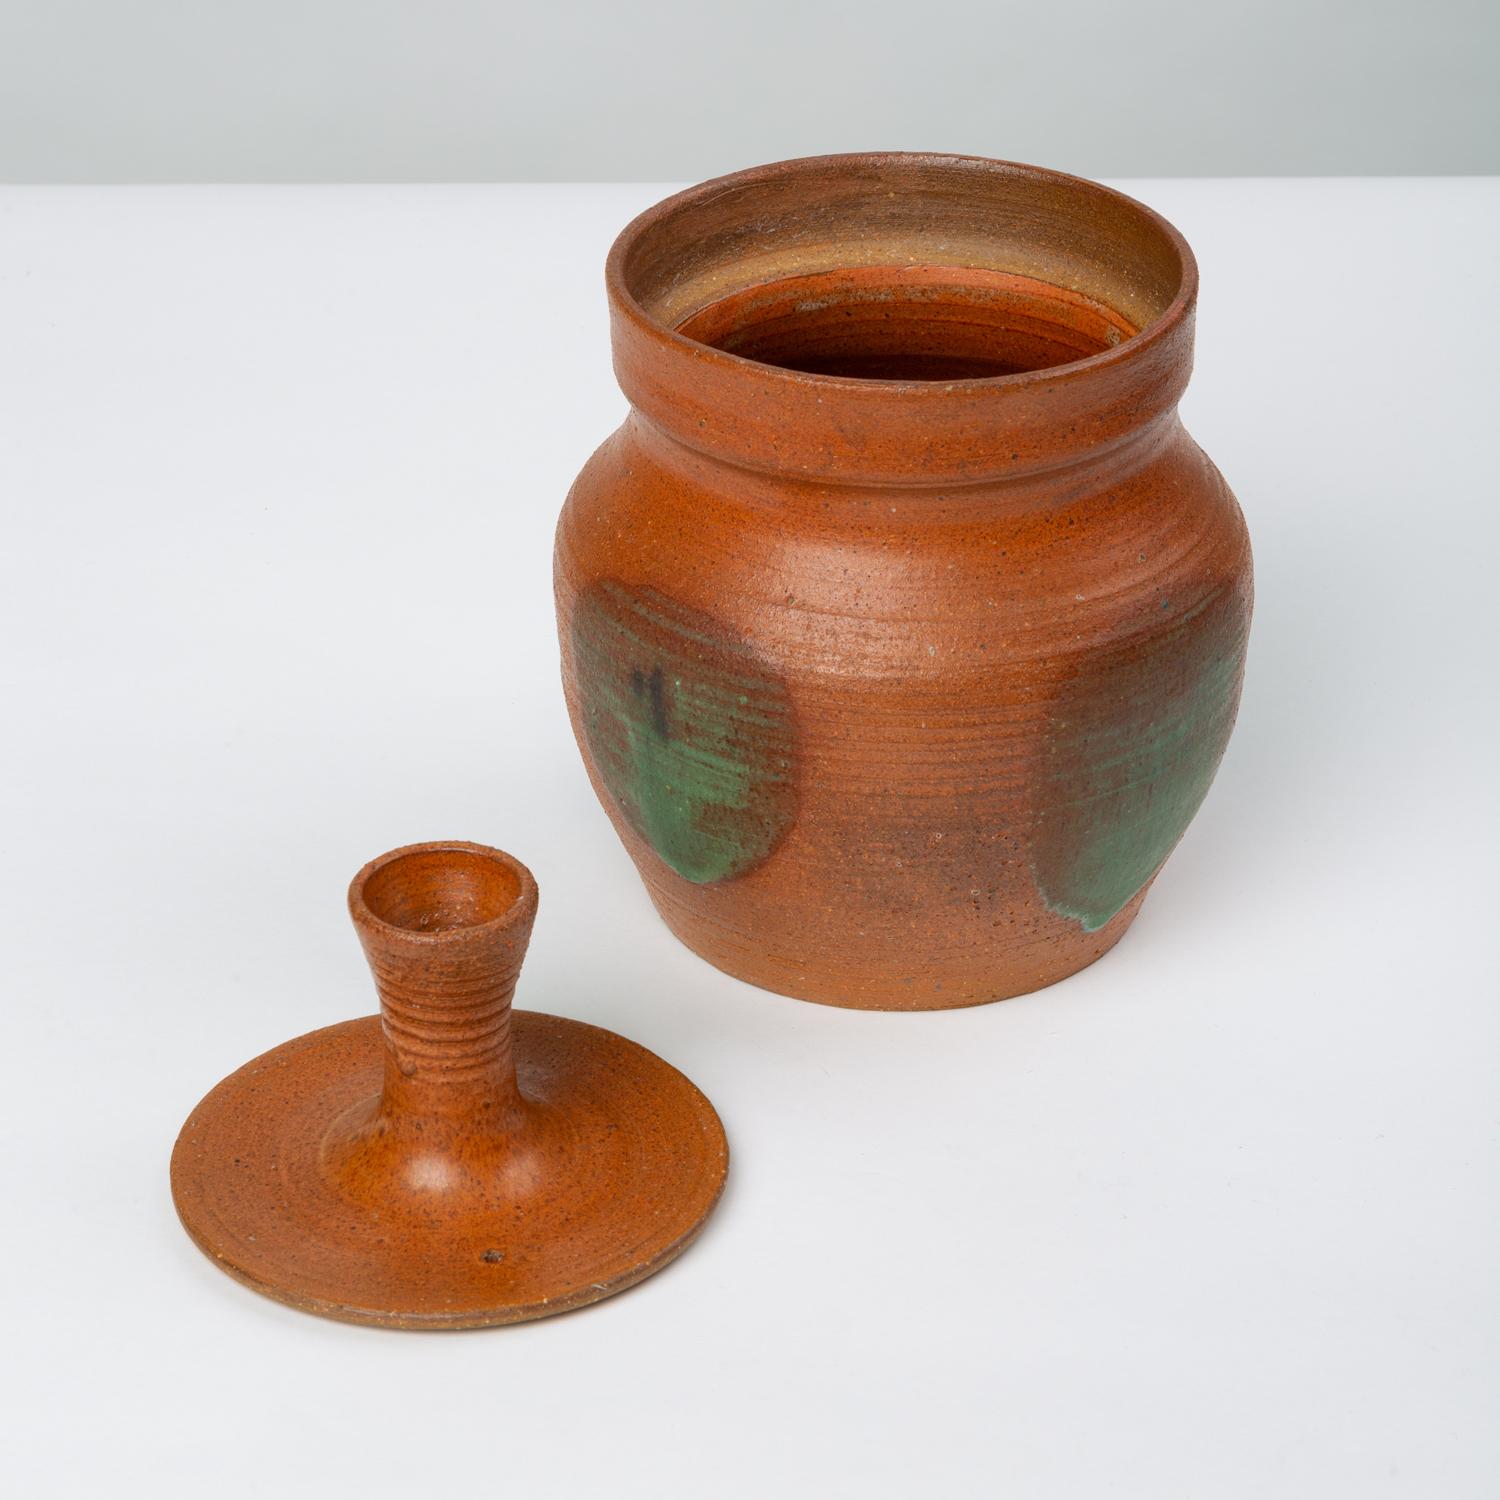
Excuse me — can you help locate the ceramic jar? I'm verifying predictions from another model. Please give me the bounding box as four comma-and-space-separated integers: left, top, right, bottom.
555, 153, 1251, 1010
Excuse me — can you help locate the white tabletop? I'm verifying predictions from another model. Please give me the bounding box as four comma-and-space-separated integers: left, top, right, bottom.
3, 180, 1496, 1498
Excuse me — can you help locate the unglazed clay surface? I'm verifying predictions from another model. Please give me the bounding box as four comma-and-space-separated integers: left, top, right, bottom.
556, 155, 1252, 1010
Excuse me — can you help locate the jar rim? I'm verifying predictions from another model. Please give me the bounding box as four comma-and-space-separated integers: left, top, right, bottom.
605, 153, 1200, 483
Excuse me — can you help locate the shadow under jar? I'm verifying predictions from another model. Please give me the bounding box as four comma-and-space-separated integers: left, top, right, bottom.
555, 153, 1252, 1011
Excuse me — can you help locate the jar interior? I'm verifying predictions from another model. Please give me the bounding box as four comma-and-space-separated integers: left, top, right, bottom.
675, 265, 1138, 381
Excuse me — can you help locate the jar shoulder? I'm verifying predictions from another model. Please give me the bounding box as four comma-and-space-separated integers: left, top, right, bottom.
556, 418, 1251, 671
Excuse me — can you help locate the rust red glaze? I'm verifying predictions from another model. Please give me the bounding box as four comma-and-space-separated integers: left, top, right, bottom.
171, 842, 727, 1327
556, 154, 1252, 1011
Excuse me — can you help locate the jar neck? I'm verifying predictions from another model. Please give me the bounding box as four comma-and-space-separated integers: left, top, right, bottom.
607, 154, 1197, 485
625, 407, 1184, 520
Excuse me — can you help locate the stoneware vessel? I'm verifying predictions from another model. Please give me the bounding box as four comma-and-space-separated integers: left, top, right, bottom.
555, 153, 1252, 1011
171, 842, 727, 1327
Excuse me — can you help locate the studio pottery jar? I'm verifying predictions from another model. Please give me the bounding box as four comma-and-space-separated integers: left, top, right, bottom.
555, 153, 1252, 1010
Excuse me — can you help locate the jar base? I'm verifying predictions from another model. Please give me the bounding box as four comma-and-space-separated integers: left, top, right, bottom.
643, 880, 1150, 1012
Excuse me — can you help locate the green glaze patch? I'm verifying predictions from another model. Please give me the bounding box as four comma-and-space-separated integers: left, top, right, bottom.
571, 581, 798, 884
1033, 590, 1247, 931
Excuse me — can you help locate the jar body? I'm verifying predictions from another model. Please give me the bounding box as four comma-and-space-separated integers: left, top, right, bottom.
556, 413, 1250, 1010
555, 153, 1252, 1010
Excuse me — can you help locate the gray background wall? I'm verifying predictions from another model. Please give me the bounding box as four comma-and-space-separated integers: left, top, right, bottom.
1, 0, 1494, 181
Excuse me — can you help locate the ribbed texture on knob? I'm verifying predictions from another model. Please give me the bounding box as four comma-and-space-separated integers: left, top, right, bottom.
367, 948, 522, 1085
347, 842, 540, 1118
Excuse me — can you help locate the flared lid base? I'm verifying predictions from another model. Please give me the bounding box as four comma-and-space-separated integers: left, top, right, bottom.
171, 1012, 727, 1328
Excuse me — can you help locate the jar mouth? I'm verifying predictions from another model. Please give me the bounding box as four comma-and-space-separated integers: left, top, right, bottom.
611, 152, 1193, 389
606, 154, 1198, 482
